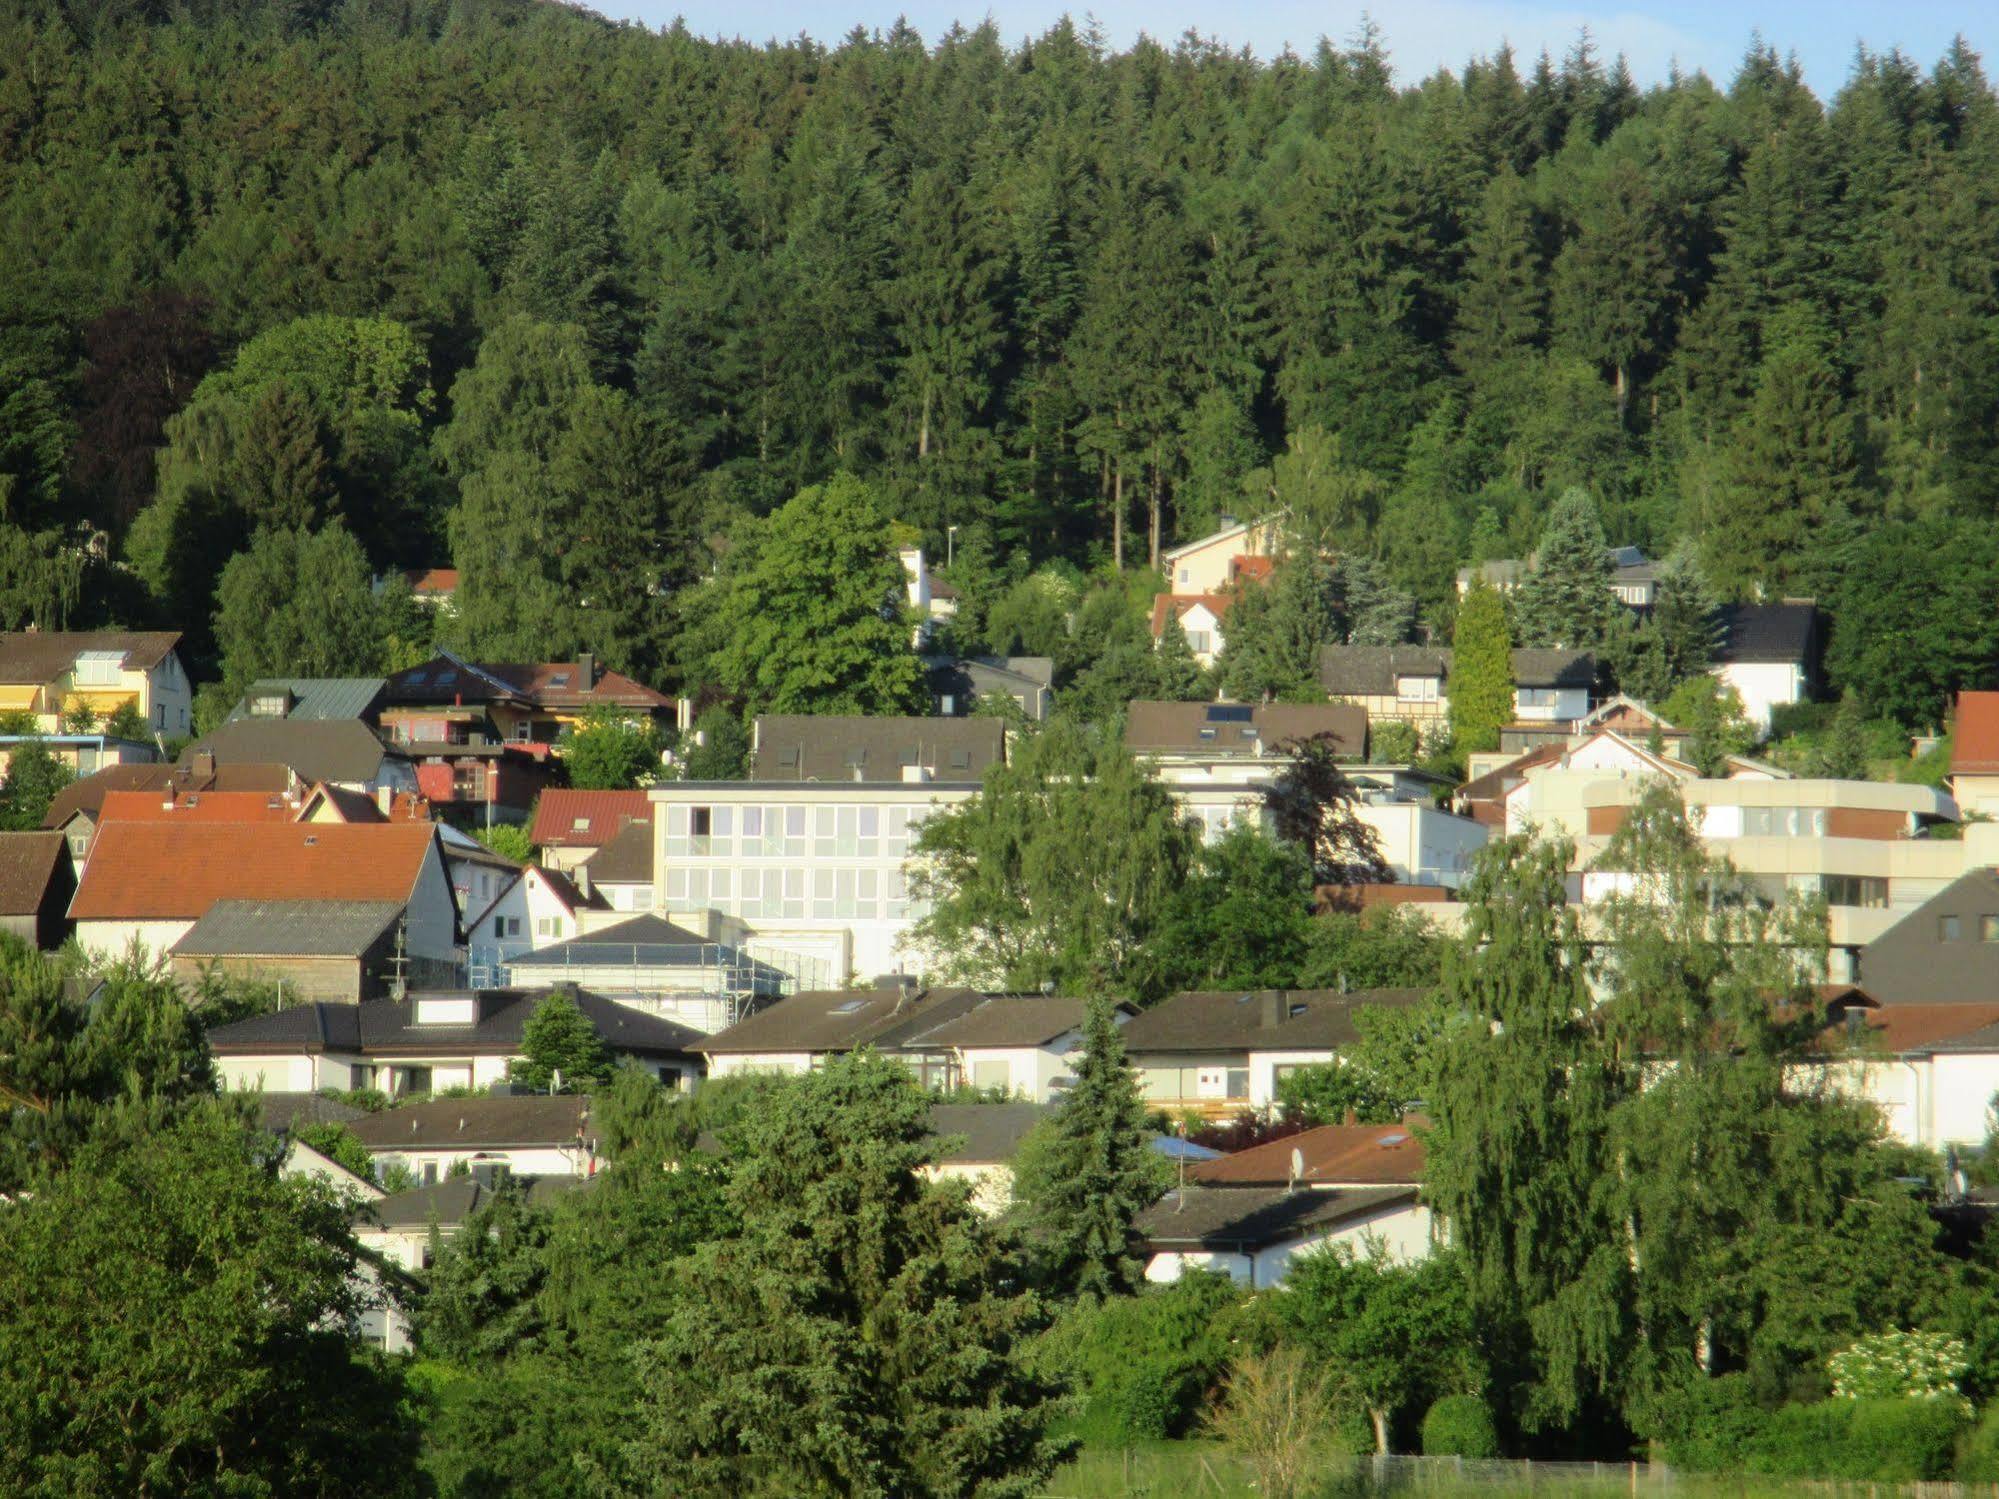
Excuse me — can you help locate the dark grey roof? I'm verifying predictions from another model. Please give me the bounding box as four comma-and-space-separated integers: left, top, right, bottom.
906, 995, 1099, 1049
0, 831, 69, 915
251, 1091, 366, 1132
928, 1102, 1046, 1163
1860, 868, 1999, 1005
926, 657, 1055, 715
1124, 701, 1366, 758
1316, 646, 1595, 695
207, 987, 704, 1058
184, 719, 393, 783
750, 715, 1004, 783
508, 913, 718, 969
170, 898, 403, 958
1120, 988, 1430, 1054
228, 678, 387, 724
355, 1173, 584, 1229
348, 1095, 595, 1152
1714, 603, 1819, 664
1319, 646, 1451, 697
702, 985, 986, 1055
1136, 1184, 1419, 1249
581, 821, 653, 885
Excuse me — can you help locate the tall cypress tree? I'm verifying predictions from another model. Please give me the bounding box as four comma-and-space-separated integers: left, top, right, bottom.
1449, 580, 1515, 754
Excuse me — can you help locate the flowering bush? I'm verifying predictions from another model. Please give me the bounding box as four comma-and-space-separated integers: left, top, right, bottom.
1828, 1330, 1971, 1411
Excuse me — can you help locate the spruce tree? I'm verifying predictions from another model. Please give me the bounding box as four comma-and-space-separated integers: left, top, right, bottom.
1514, 487, 1616, 652
1448, 581, 1514, 755
1451, 165, 1546, 378
1152, 614, 1212, 701
1016, 998, 1160, 1302
509, 992, 613, 1093
1619, 542, 1717, 705
1337, 555, 1416, 646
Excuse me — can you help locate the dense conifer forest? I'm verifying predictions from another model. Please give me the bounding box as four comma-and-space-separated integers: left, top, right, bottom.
3, 0, 1997, 719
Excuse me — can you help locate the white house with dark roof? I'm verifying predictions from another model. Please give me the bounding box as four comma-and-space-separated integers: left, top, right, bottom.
1317, 645, 1596, 736
578, 820, 654, 911
1712, 602, 1821, 732
347, 1094, 607, 1182
207, 986, 706, 1098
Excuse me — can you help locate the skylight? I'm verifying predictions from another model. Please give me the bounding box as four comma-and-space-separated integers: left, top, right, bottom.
550, 672, 571, 687
832, 1000, 867, 1014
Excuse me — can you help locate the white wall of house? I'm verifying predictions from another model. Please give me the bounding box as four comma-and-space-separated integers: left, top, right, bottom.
367, 1144, 596, 1181
1164, 517, 1281, 593
1512, 685, 1591, 723
1824, 1053, 1999, 1150
706, 1050, 816, 1079
649, 785, 976, 983
75, 917, 194, 964
218, 1054, 326, 1093
1247, 1049, 1342, 1111
403, 846, 463, 967
1355, 803, 1488, 890
1715, 661, 1806, 733
1956, 773, 1999, 819
1145, 1200, 1433, 1289
924, 1161, 1015, 1214
1167, 601, 1225, 666
956, 1037, 1080, 1102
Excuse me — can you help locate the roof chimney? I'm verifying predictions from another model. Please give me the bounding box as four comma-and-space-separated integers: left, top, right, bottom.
576, 862, 592, 899
578, 653, 596, 690
191, 748, 215, 779
376, 785, 393, 817
1261, 991, 1284, 1030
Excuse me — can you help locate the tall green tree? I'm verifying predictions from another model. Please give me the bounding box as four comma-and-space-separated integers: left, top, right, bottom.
211, 521, 391, 704
509, 991, 613, 1094
1448, 581, 1515, 755
702, 473, 926, 715
612, 1054, 1069, 1497
1514, 487, 1616, 652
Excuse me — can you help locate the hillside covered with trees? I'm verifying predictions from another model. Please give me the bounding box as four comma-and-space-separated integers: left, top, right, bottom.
4, 0, 1998, 721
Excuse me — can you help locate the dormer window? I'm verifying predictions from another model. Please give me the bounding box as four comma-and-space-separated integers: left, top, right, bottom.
549, 672, 570, 688
950, 749, 971, 769
571, 816, 590, 833
74, 651, 122, 685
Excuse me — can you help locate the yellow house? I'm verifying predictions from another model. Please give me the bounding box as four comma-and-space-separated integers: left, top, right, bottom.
1159, 514, 1285, 594
0, 632, 189, 738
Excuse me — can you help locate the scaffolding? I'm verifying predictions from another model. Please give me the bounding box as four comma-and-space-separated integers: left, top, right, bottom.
466, 939, 830, 1030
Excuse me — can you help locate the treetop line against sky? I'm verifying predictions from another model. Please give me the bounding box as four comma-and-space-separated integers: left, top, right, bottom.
610, 1, 1992, 95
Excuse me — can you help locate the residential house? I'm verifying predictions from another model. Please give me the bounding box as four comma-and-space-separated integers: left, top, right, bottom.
208, 986, 705, 1098
1809, 996, 1999, 1150
923, 1102, 1045, 1212
181, 721, 416, 796
1161, 514, 1284, 594
748, 714, 1004, 783
437, 825, 526, 932
463, 864, 605, 982
1949, 692, 1999, 817
42, 759, 297, 872
926, 656, 1055, 721
528, 789, 653, 873
351, 1175, 579, 1351
659, 722, 992, 980
399, 567, 459, 612
1453, 559, 1529, 596
1118, 987, 1431, 1115
167, 899, 408, 1004
0, 629, 191, 737
69, 821, 458, 980
900, 547, 956, 641
577, 819, 654, 911
1124, 701, 1368, 767
1317, 646, 1596, 736
348, 1095, 606, 1182
502, 912, 796, 1034
0, 731, 161, 780
1148, 593, 1232, 667
224, 677, 388, 726
1455, 548, 1652, 609
700, 983, 985, 1081
381, 650, 672, 748
0, 831, 76, 949
1139, 1120, 1431, 1287
1713, 601, 1821, 732
895, 994, 1115, 1102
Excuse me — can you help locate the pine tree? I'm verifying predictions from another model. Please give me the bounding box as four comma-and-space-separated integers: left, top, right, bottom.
1551, 154, 1674, 424
1152, 614, 1212, 701
1449, 581, 1514, 755
1703, 309, 1862, 597
509, 991, 613, 1093
1514, 487, 1616, 651
1451, 166, 1546, 378
1014, 998, 1160, 1302
1337, 555, 1416, 646
1620, 541, 1717, 705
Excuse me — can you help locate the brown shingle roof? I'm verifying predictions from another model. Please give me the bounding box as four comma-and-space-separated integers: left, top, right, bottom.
1124, 701, 1366, 758
70, 822, 439, 921
348, 1095, 595, 1152
530, 789, 653, 849
0, 832, 69, 915
41, 762, 295, 828
1816, 1001, 1999, 1056
1119, 988, 1431, 1054
1190, 1121, 1426, 1187
1135, 1183, 1419, 1249
749, 716, 1003, 783
702, 986, 985, 1055
0, 630, 181, 684
906, 995, 1100, 1049
182, 720, 393, 784
580, 820, 653, 885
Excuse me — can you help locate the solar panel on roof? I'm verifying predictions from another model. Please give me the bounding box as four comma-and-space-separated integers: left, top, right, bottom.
1206, 704, 1253, 723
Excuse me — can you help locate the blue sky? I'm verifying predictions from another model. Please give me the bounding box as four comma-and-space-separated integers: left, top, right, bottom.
598, 0, 1990, 97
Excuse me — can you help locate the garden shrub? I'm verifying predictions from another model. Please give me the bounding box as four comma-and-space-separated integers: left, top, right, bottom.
1745, 1397, 1969, 1480
1032, 1271, 1244, 1444
1658, 1373, 1768, 1473
1421, 1394, 1499, 1458
1956, 1403, 1999, 1480
1746, 1399, 1853, 1477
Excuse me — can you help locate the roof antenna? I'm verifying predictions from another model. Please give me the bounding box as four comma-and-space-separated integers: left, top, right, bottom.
388, 917, 409, 1003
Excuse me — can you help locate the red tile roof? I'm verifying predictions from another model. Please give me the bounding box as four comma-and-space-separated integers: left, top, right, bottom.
97, 789, 302, 824
1952, 692, 1999, 776
1230, 555, 1276, 583
1190, 1121, 1427, 1187
530, 790, 653, 848
70, 822, 440, 921
1149, 593, 1234, 639
403, 568, 458, 596
1815, 1001, 1999, 1056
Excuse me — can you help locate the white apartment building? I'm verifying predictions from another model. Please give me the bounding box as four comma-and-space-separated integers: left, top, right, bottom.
648, 780, 979, 983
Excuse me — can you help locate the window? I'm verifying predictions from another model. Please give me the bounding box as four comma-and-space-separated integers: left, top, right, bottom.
1942, 915, 1963, 942
422, 1162, 439, 1186
492, 916, 521, 938
1822, 876, 1888, 909
949, 748, 971, 770
658, 1065, 683, 1090
813, 806, 836, 858
1177, 566, 1191, 584
1396, 675, 1439, 703
1186, 630, 1212, 654
1743, 806, 1828, 838
690, 806, 712, 854
571, 816, 590, 833
73, 650, 121, 684
154, 703, 164, 729
1983, 916, 1999, 943
1225, 1068, 1250, 1099
1517, 687, 1559, 709
536, 916, 560, 937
